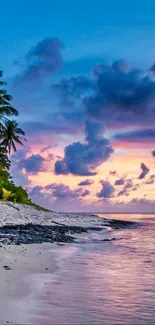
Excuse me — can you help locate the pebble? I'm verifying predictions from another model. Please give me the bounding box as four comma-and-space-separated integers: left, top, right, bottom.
3, 265, 12, 271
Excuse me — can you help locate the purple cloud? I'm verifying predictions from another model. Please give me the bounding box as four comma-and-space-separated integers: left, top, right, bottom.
138, 163, 150, 179
45, 183, 90, 200
81, 189, 90, 197
22, 111, 84, 138
55, 120, 114, 176
117, 179, 134, 197
78, 179, 94, 186
97, 181, 114, 198
15, 37, 64, 84
85, 61, 155, 121
21, 154, 45, 174
152, 150, 155, 157
115, 178, 124, 185
145, 175, 155, 184
114, 129, 155, 143
52, 76, 94, 108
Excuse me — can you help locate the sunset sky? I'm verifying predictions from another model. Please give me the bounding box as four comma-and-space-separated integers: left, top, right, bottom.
1, 0, 155, 212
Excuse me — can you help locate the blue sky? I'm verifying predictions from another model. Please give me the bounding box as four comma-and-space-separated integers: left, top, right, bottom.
1, 0, 155, 77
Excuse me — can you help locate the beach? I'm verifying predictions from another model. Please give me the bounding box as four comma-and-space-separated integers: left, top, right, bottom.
0, 201, 104, 323
0, 203, 155, 324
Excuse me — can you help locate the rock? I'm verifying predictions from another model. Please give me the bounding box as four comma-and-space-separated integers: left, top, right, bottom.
3, 265, 12, 271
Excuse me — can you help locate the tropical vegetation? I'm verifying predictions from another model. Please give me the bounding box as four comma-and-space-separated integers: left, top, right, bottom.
0, 71, 36, 206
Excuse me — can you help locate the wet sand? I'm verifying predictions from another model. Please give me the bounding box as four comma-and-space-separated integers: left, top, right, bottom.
0, 243, 58, 324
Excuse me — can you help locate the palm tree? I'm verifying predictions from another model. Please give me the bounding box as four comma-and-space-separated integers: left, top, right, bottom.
0, 120, 26, 154
0, 71, 18, 122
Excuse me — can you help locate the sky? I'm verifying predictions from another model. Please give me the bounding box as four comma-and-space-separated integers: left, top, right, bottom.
1, 0, 155, 212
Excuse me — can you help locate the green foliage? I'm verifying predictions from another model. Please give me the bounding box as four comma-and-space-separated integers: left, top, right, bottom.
1, 120, 26, 154
1, 188, 14, 201
0, 177, 31, 204
0, 71, 46, 209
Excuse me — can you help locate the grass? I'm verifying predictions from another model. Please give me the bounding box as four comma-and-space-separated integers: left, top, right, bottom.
30, 202, 52, 212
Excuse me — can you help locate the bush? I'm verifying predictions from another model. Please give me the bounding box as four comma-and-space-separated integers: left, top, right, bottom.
0, 177, 32, 204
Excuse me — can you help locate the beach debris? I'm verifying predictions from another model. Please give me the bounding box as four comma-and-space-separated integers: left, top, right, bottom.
3, 265, 12, 270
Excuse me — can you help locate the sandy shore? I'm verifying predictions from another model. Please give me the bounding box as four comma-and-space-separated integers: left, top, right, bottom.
0, 202, 135, 323
0, 242, 59, 324
0, 202, 102, 323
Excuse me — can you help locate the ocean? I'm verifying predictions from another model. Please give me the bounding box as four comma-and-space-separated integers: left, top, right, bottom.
42, 213, 155, 325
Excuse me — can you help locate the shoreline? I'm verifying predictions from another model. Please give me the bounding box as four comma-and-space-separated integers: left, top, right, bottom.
0, 242, 59, 323
0, 201, 138, 323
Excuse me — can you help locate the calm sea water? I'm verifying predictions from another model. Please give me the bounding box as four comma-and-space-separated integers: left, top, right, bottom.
4, 214, 155, 324
40, 213, 155, 325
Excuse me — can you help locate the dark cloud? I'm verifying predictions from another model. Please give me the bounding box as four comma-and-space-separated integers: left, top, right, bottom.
84, 60, 155, 128
52, 76, 94, 108
21, 154, 45, 174
78, 179, 94, 186
115, 178, 124, 186
138, 163, 150, 179
97, 180, 114, 198
55, 120, 114, 176
152, 150, 155, 157
114, 129, 155, 143
85, 120, 104, 142
15, 37, 64, 84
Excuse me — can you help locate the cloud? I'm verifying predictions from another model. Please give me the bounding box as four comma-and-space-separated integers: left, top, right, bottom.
55, 120, 114, 176
29, 186, 44, 197
145, 175, 155, 184
115, 178, 124, 185
12, 151, 46, 175
21, 154, 46, 174
114, 129, 155, 143
129, 198, 155, 206
117, 179, 134, 197
10, 151, 30, 186
15, 37, 64, 84
109, 170, 117, 176
52, 76, 94, 108
97, 180, 114, 198
118, 189, 129, 197
138, 163, 150, 179
78, 179, 94, 186
83, 60, 155, 130
81, 189, 90, 197
22, 111, 84, 138
45, 183, 90, 200
29, 183, 90, 208
152, 150, 155, 157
